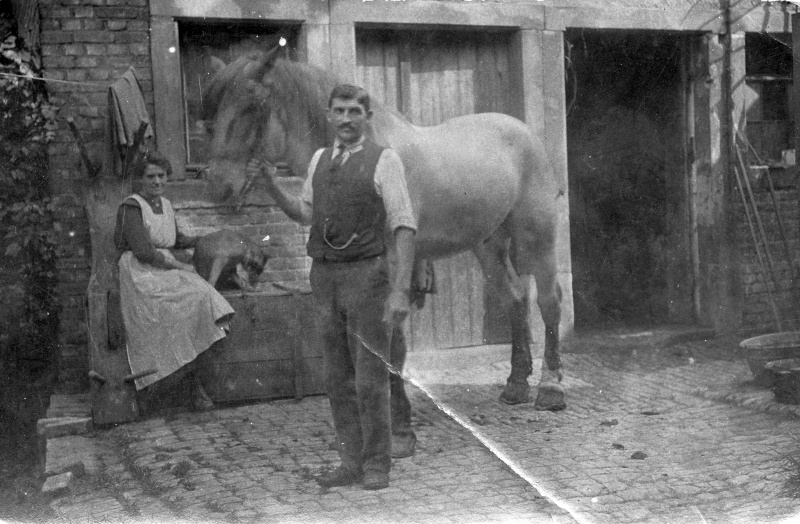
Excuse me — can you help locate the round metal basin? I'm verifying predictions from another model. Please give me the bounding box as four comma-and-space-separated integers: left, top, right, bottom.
740, 332, 800, 387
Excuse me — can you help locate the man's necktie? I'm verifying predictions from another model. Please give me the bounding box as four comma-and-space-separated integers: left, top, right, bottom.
329, 143, 347, 172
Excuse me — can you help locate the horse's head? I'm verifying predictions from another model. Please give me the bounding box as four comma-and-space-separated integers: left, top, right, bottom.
202, 47, 288, 203
203, 48, 333, 206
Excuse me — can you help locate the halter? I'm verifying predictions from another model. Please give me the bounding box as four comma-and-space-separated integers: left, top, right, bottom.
235, 81, 278, 210
236, 153, 278, 210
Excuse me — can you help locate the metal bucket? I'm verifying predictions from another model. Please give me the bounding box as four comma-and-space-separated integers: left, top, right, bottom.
740, 332, 800, 387
764, 358, 800, 405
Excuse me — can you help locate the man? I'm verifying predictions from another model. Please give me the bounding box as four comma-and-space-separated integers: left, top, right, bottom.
246, 84, 416, 491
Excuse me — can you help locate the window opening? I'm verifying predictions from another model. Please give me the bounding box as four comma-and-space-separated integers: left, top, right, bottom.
745, 32, 793, 167
178, 21, 298, 176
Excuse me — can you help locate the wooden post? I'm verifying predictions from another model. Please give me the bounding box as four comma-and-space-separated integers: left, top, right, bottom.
794, 13, 800, 160
10, 0, 39, 49
690, 31, 743, 332
149, 16, 186, 180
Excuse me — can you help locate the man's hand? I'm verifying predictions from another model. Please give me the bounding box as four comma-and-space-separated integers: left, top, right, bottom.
383, 289, 411, 328
245, 157, 278, 191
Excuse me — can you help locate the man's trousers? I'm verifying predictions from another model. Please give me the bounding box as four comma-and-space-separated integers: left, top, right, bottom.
310, 255, 392, 475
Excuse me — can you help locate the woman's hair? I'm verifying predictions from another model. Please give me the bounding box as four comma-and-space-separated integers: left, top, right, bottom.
130, 148, 173, 179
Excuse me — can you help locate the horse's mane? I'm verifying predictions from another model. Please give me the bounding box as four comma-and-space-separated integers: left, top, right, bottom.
265, 58, 336, 147
202, 54, 334, 146
202, 54, 255, 120
262, 58, 414, 145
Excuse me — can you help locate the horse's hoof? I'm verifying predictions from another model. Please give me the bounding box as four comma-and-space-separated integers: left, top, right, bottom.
499, 382, 531, 405
391, 434, 416, 459
534, 386, 566, 412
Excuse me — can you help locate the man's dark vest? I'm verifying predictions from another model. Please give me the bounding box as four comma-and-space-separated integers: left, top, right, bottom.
307, 140, 387, 262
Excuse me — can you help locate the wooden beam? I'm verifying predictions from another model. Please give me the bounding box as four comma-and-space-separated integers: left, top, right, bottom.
547, 6, 725, 32
794, 13, 800, 157
334, 1, 543, 30
149, 0, 326, 21
149, 16, 186, 180
729, 0, 795, 33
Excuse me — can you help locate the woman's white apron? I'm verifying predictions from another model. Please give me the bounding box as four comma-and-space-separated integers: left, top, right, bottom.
118, 194, 234, 390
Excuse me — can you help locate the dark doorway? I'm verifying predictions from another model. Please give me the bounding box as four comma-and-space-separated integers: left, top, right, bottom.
565, 30, 691, 329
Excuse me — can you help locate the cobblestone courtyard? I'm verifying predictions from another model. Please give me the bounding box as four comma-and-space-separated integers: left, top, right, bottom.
41, 330, 800, 523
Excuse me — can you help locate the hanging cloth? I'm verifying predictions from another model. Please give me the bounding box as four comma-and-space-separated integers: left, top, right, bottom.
104, 67, 154, 177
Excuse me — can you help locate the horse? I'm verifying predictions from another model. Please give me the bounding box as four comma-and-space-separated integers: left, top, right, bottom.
201, 47, 567, 413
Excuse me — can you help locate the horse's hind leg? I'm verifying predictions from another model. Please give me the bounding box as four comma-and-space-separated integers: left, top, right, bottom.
511, 208, 566, 411
473, 231, 533, 405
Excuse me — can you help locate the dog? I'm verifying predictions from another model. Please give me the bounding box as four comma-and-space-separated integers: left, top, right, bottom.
192, 230, 270, 291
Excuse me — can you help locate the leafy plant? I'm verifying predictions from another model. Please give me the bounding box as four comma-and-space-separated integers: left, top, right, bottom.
0, 27, 60, 377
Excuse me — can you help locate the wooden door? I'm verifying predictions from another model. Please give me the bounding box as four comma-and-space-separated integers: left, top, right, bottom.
356, 29, 515, 351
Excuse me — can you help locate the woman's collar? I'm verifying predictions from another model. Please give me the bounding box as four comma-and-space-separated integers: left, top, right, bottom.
138, 192, 161, 206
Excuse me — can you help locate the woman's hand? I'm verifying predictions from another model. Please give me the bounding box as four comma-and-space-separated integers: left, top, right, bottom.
169, 260, 196, 273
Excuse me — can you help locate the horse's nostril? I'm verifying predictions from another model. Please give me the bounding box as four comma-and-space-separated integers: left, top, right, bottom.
223, 186, 234, 201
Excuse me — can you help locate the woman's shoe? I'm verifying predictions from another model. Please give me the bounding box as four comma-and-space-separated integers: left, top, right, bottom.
192, 382, 215, 411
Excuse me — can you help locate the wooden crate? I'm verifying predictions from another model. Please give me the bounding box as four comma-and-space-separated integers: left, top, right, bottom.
205, 290, 325, 402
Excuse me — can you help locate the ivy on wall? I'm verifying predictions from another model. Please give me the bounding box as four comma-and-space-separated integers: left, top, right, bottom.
0, 26, 60, 376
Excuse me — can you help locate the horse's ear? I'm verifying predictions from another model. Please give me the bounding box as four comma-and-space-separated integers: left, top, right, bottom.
203, 48, 227, 75
250, 46, 281, 79
207, 55, 226, 75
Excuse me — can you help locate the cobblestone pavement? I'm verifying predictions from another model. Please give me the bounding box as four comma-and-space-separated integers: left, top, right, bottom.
48, 329, 800, 523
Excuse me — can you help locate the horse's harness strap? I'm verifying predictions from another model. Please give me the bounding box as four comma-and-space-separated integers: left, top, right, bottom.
237, 155, 278, 208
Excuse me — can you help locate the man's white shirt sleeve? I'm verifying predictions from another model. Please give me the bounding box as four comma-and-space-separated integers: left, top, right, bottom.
374, 149, 417, 233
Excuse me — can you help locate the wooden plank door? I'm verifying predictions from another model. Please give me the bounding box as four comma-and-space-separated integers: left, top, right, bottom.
356, 30, 515, 352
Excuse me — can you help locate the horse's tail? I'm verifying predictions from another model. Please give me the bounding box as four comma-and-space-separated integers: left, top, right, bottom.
505, 118, 563, 276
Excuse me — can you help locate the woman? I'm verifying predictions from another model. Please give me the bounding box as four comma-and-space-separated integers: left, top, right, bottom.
114, 148, 234, 411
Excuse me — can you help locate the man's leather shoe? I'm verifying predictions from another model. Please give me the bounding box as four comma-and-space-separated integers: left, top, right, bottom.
363, 471, 389, 491
316, 467, 362, 488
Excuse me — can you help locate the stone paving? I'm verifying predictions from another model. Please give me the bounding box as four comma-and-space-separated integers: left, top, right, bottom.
45, 330, 800, 523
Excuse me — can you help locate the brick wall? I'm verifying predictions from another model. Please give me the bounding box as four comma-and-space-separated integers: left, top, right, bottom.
174, 199, 312, 287
40, 0, 152, 392
735, 186, 800, 334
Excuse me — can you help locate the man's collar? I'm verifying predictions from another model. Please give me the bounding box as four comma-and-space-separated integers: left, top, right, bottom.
333, 136, 365, 152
